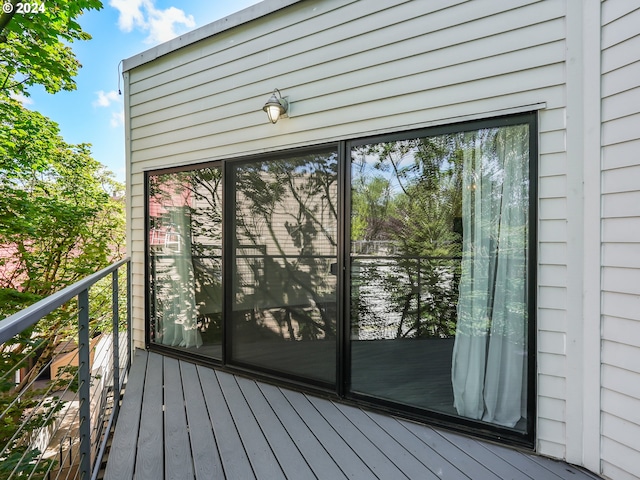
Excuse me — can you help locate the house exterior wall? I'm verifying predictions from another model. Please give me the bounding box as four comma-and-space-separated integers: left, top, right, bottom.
600, 1, 640, 479
123, 0, 640, 475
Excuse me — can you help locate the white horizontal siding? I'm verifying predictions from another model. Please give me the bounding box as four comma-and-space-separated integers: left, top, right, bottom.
538, 264, 567, 287
539, 198, 567, 220
127, 0, 565, 167
601, 138, 640, 171
601, 59, 640, 99
602, 164, 640, 193
126, 0, 574, 462
602, 243, 640, 269
600, 1, 640, 477
602, 191, 640, 218
539, 243, 568, 267
538, 176, 566, 199
538, 220, 568, 244
537, 91, 570, 458
602, 218, 640, 243
602, 86, 640, 122
131, 39, 564, 142
603, 297, 640, 325
603, 267, 640, 295
539, 152, 565, 177
129, 0, 558, 106
129, 13, 565, 121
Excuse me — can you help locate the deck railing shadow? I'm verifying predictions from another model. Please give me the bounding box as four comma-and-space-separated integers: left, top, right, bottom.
0, 259, 131, 480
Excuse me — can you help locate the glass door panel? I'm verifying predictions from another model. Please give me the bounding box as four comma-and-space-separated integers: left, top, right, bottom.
230, 148, 338, 384
350, 123, 530, 431
148, 166, 224, 359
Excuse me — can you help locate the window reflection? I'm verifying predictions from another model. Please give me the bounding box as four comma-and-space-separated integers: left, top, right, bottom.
350, 125, 529, 431
231, 149, 338, 383
148, 167, 223, 357
144, 117, 532, 436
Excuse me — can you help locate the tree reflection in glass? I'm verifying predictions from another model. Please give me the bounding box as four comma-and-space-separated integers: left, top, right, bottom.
148, 167, 223, 357
350, 124, 530, 429
231, 148, 338, 383
351, 135, 463, 343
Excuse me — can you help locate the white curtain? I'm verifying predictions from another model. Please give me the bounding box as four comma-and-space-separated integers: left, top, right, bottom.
158, 206, 202, 348
451, 125, 528, 427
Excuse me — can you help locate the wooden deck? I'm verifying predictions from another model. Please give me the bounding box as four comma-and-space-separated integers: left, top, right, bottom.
104, 350, 601, 479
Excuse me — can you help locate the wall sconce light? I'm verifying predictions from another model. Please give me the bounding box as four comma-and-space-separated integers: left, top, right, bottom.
262, 88, 288, 124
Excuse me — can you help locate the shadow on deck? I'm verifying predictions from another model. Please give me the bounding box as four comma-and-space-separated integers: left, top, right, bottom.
104, 350, 600, 479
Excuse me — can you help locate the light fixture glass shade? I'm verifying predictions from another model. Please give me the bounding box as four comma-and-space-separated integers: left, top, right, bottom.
265, 103, 284, 123
262, 89, 288, 124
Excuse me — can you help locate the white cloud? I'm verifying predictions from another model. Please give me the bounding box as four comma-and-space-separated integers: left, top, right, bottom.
93, 90, 123, 128
146, 6, 196, 44
111, 110, 125, 128
109, 0, 146, 32
94, 90, 120, 108
10, 92, 34, 105
109, 0, 195, 45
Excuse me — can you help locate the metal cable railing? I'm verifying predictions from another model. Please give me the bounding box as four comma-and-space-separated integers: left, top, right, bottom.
0, 259, 131, 480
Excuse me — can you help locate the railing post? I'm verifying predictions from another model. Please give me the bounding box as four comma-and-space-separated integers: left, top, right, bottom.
126, 260, 132, 369
112, 269, 121, 411
78, 288, 92, 479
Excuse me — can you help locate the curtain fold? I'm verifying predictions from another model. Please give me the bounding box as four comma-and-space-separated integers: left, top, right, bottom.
451, 125, 528, 428
158, 205, 202, 349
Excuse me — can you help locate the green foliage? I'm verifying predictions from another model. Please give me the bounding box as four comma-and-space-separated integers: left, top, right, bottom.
0, 3, 118, 476
350, 136, 465, 339
0, 0, 103, 97
0, 289, 41, 318
0, 387, 63, 479
0, 99, 125, 297
351, 176, 392, 241
0, 447, 55, 480
0, 100, 123, 476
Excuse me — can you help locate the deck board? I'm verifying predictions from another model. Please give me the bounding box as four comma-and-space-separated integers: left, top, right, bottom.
257, 381, 348, 479
364, 409, 468, 479
198, 366, 255, 479
434, 428, 538, 479
216, 370, 286, 480
106, 350, 601, 480
163, 356, 194, 479
474, 440, 588, 480
180, 361, 224, 479
280, 388, 376, 480
403, 419, 503, 480
235, 376, 317, 480
134, 351, 163, 480
306, 395, 410, 479
103, 349, 146, 480
332, 402, 442, 480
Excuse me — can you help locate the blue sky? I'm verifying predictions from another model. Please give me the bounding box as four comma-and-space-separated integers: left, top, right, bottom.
19, 0, 262, 181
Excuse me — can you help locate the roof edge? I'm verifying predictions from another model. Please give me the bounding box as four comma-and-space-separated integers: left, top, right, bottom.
122, 0, 304, 72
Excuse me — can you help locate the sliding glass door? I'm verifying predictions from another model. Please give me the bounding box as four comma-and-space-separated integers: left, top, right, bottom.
145, 114, 535, 440
148, 166, 224, 359
349, 119, 533, 431
229, 148, 339, 384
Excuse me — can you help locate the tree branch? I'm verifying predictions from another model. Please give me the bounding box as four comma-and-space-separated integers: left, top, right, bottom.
0, 0, 20, 38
